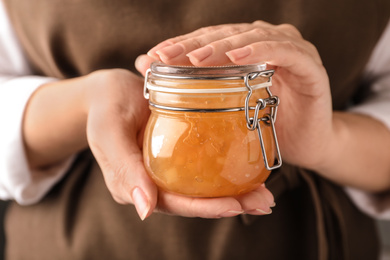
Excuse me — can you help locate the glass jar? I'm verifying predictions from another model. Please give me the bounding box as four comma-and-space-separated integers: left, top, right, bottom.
143, 62, 282, 197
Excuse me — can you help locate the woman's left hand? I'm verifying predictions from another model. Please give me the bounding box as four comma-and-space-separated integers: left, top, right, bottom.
136, 20, 390, 193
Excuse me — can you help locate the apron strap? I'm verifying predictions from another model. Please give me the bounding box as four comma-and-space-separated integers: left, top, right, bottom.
0, 200, 9, 260
301, 171, 329, 260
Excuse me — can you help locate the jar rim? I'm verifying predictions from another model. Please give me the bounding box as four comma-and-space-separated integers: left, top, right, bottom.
150, 62, 268, 79
144, 62, 274, 97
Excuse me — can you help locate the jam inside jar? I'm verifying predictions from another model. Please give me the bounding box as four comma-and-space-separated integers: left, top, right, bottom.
143, 62, 282, 197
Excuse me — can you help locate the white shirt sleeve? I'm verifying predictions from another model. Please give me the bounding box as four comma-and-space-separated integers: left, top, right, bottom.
345, 18, 390, 220
0, 0, 74, 205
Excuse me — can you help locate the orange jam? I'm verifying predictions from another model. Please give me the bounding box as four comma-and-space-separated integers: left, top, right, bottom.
143, 62, 280, 197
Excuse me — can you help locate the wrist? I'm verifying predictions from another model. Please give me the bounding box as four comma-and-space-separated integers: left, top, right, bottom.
312, 113, 348, 175
308, 112, 390, 191
23, 76, 90, 169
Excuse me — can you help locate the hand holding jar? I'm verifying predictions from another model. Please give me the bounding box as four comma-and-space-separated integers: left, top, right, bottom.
85, 69, 275, 220
23, 68, 276, 221
132, 20, 334, 220
138, 20, 390, 194
137, 21, 332, 173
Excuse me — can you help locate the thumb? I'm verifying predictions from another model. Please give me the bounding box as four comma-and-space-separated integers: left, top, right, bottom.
85, 72, 157, 220
135, 54, 158, 76
89, 117, 158, 220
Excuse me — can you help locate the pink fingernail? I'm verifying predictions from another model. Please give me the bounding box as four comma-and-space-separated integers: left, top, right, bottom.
256, 208, 272, 215
156, 44, 184, 60
218, 210, 244, 218
147, 41, 173, 58
187, 45, 213, 63
226, 46, 252, 61
132, 187, 151, 221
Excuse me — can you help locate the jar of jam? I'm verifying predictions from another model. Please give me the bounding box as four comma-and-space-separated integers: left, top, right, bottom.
143, 62, 282, 197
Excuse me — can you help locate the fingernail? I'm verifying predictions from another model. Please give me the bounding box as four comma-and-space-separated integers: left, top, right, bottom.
226, 46, 252, 61
260, 183, 275, 207
218, 210, 244, 218
187, 45, 213, 63
256, 208, 272, 215
156, 44, 184, 60
147, 41, 173, 58
134, 55, 144, 70
132, 187, 151, 221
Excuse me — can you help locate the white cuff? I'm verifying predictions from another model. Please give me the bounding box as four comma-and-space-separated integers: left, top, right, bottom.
349, 77, 390, 131
345, 187, 390, 220
0, 76, 74, 205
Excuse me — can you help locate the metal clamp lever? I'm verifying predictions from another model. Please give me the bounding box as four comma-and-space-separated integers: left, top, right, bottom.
244, 70, 282, 171
257, 114, 282, 171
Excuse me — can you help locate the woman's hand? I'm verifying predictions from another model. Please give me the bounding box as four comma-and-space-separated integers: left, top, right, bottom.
136, 21, 333, 172
23, 68, 275, 220
85, 69, 275, 219
136, 20, 390, 192
85, 70, 275, 219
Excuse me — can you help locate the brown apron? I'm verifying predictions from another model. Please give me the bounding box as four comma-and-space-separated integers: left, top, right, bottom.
3, 0, 390, 259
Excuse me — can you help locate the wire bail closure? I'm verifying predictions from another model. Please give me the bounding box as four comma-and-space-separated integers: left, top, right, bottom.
244, 70, 282, 171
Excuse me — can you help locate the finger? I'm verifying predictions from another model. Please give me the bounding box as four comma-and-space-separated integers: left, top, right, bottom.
226, 41, 324, 85
89, 109, 157, 220
147, 23, 251, 59
87, 71, 157, 220
154, 21, 300, 66
148, 21, 303, 65
235, 185, 275, 215
155, 24, 255, 65
275, 23, 303, 38
227, 39, 322, 67
156, 191, 245, 219
186, 27, 282, 66
147, 41, 174, 59
135, 54, 157, 76
187, 28, 319, 67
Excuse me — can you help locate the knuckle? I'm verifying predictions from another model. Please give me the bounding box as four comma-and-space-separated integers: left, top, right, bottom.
284, 40, 302, 53
188, 37, 206, 49
278, 23, 302, 37
106, 163, 128, 188
112, 194, 127, 204
251, 27, 273, 39
252, 20, 271, 27
282, 40, 310, 61
104, 165, 132, 203
218, 38, 234, 50
223, 25, 244, 36
169, 36, 184, 43
199, 24, 221, 34
259, 41, 274, 52
198, 23, 247, 36
305, 40, 319, 53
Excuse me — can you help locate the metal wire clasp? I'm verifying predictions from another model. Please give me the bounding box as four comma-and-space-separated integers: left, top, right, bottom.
244, 70, 282, 171
144, 69, 151, 99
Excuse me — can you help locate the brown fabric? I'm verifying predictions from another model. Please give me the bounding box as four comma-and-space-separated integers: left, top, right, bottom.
2, 0, 390, 259
5, 151, 378, 260
0, 201, 8, 260
4, 0, 390, 109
